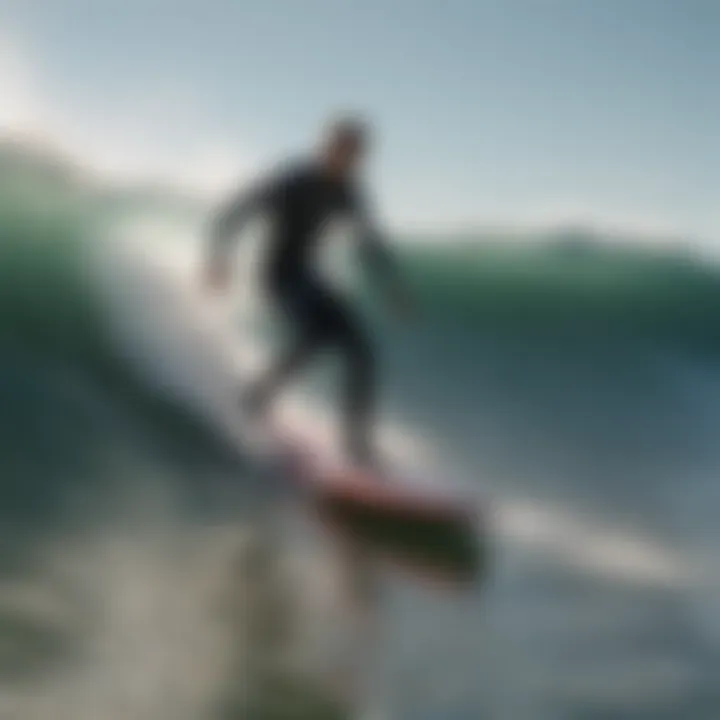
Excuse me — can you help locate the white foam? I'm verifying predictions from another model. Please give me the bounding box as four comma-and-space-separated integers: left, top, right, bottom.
495, 499, 695, 587
95, 221, 436, 475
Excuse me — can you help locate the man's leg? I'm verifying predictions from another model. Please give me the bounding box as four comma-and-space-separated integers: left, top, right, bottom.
242, 334, 317, 419
339, 324, 376, 467
242, 278, 323, 420
313, 290, 377, 468
248, 276, 378, 468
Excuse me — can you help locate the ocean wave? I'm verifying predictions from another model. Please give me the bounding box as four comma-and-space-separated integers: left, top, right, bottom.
398, 239, 720, 355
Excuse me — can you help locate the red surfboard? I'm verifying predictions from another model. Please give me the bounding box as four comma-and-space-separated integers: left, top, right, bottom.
272, 426, 478, 528
251, 421, 486, 583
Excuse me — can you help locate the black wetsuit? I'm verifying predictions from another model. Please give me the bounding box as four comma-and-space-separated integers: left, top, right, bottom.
210, 160, 397, 464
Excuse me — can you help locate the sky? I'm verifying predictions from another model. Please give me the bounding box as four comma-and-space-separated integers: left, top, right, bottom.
0, 0, 718, 238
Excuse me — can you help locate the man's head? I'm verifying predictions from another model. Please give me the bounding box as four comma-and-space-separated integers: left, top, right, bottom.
319, 115, 370, 178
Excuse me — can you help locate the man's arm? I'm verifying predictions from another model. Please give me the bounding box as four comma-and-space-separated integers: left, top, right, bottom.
351, 188, 411, 313
204, 172, 282, 289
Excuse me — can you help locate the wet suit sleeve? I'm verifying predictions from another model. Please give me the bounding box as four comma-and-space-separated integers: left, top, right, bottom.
207, 170, 286, 271
350, 187, 403, 296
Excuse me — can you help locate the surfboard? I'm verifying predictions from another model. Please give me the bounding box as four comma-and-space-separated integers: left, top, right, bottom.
255, 422, 481, 569
270, 428, 486, 582
271, 429, 472, 520
236, 410, 487, 583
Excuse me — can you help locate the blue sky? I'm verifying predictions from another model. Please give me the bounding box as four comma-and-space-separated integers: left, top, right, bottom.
1, 0, 718, 237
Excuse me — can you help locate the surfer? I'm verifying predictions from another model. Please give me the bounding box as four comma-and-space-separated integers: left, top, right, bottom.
204, 115, 411, 470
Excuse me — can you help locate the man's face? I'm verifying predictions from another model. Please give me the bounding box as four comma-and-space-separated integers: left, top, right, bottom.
324, 133, 367, 178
